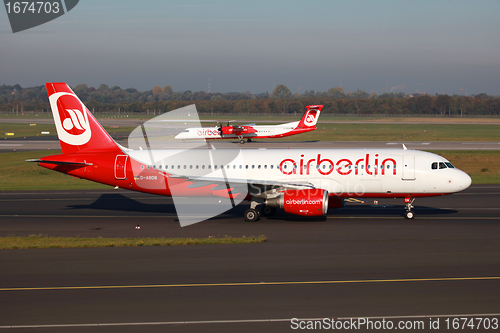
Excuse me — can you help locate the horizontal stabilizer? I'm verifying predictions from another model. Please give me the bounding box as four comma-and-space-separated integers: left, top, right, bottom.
25, 159, 93, 166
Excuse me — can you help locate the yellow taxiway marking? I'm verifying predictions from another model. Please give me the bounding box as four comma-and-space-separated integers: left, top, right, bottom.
344, 198, 365, 203
1, 276, 499, 292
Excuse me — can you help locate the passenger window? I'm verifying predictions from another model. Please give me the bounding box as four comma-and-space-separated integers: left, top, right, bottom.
141, 165, 144, 170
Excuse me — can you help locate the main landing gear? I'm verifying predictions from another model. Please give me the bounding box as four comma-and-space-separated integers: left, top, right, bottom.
244, 208, 260, 222
404, 197, 415, 219
261, 205, 276, 217
244, 197, 276, 222
244, 198, 261, 222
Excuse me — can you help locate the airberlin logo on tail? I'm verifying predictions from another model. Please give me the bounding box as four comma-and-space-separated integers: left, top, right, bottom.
62, 109, 86, 133
49, 92, 91, 145
303, 110, 318, 126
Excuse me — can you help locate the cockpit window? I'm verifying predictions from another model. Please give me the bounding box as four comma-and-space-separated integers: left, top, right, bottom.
432, 161, 455, 170
445, 162, 455, 168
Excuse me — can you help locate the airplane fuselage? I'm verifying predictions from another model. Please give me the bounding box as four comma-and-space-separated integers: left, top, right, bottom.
175, 121, 314, 140
43, 148, 471, 199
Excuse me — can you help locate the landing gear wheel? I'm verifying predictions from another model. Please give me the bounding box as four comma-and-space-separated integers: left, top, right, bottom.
261, 205, 276, 216
404, 198, 415, 219
247, 138, 252, 143
244, 208, 260, 222
405, 210, 415, 219
240, 139, 245, 144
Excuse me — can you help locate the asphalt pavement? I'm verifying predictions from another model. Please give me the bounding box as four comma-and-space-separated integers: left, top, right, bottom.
0, 186, 499, 332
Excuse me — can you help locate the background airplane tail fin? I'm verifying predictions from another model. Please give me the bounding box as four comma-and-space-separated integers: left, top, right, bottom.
46, 82, 121, 154
297, 105, 323, 128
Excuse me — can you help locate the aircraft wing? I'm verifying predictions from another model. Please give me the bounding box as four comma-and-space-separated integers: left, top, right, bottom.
169, 174, 315, 190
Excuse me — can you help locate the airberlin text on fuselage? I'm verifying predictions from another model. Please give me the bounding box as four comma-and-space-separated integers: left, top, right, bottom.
279, 153, 397, 176
197, 129, 219, 136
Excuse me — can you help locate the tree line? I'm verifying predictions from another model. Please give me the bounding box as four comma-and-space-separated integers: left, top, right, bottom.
1, 83, 499, 116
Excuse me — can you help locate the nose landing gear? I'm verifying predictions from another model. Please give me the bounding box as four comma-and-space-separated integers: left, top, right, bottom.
404, 197, 415, 219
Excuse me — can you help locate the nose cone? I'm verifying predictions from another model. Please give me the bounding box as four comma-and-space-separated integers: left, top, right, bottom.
459, 171, 472, 190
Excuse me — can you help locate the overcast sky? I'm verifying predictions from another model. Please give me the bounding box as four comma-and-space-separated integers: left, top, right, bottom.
1, 0, 499, 95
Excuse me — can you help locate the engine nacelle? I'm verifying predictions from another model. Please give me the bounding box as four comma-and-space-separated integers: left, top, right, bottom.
266, 189, 328, 216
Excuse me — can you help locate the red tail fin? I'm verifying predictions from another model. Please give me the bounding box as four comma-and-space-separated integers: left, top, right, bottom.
46, 83, 121, 154
297, 105, 322, 128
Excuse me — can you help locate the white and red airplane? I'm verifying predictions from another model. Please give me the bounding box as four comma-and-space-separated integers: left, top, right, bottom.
30, 83, 471, 224
174, 105, 322, 144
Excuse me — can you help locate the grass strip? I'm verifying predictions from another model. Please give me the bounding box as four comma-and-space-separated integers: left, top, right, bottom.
0, 150, 111, 190
0, 234, 267, 250
0, 123, 136, 138
428, 150, 500, 184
